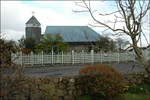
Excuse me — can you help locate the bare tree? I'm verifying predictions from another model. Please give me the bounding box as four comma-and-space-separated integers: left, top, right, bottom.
115, 37, 130, 51
73, 0, 150, 76
97, 33, 117, 51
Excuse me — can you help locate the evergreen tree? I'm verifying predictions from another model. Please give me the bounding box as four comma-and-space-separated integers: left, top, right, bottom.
35, 33, 69, 54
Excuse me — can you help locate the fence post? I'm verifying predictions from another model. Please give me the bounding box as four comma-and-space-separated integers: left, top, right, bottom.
57, 53, 60, 63
62, 51, 63, 65
101, 50, 102, 63
52, 50, 54, 65
30, 52, 31, 66
20, 51, 22, 66
42, 51, 43, 66
30, 51, 33, 66
82, 50, 84, 64
91, 50, 94, 64
72, 50, 74, 65
109, 51, 111, 63
118, 50, 120, 63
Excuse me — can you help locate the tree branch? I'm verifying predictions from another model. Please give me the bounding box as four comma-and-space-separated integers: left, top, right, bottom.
99, 10, 122, 16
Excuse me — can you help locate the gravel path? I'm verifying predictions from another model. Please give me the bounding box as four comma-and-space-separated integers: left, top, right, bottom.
24, 60, 145, 77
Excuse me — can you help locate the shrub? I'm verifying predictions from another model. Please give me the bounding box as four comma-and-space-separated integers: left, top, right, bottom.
1, 37, 59, 100
79, 64, 124, 97
1, 36, 37, 100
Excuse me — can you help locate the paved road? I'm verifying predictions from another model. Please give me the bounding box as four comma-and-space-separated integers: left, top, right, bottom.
24, 61, 145, 77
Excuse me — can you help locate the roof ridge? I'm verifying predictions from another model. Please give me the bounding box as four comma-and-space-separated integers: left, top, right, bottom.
26, 16, 41, 25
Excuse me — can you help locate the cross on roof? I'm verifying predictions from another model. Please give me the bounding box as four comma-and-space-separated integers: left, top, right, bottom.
31, 11, 35, 16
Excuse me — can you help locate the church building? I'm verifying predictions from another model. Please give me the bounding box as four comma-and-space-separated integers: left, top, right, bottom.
25, 13, 41, 43
45, 26, 101, 52
25, 14, 101, 52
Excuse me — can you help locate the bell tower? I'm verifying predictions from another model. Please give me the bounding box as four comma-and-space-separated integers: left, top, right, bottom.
25, 12, 41, 43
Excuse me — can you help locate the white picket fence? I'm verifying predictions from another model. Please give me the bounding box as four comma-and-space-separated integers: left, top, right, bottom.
11, 50, 137, 66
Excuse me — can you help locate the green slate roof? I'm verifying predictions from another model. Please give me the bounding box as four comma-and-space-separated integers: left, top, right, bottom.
45, 26, 101, 42
26, 16, 41, 25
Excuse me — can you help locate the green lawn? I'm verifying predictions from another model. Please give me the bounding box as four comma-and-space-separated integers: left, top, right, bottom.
76, 93, 150, 100
122, 93, 150, 100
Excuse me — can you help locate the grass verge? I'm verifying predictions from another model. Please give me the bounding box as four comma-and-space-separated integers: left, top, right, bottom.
76, 93, 150, 100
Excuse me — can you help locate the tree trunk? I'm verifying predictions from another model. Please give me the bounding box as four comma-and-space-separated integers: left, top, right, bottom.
132, 38, 150, 77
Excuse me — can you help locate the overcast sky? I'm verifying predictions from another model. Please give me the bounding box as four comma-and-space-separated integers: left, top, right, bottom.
1, 1, 150, 47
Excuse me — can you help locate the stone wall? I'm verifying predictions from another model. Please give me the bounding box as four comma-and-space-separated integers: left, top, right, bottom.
67, 45, 98, 53
123, 72, 149, 86
1, 72, 149, 100
40, 76, 83, 100
67, 45, 89, 52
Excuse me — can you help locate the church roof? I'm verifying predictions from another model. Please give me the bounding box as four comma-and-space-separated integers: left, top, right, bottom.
26, 16, 41, 25
45, 26, 101, 42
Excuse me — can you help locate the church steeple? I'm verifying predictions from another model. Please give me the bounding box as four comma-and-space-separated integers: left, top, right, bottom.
26, 12, 41, 28
25, 12, 41, 43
